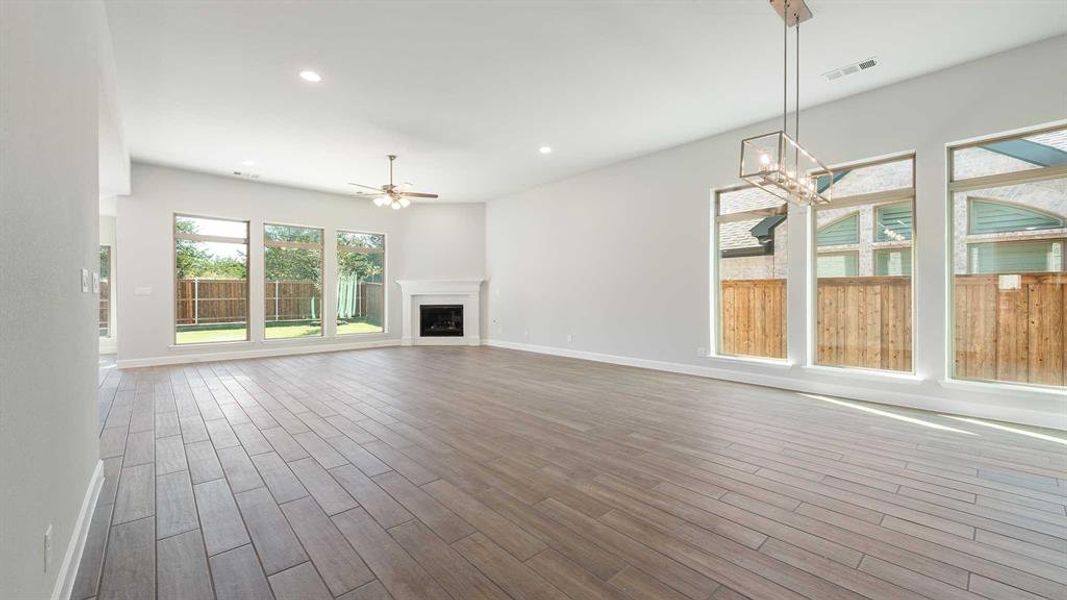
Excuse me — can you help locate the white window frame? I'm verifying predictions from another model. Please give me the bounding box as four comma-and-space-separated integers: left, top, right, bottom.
811, 154, 917, 373
263, 221, 326, 341
173, 213, 251, 346
336, 228, 388, 336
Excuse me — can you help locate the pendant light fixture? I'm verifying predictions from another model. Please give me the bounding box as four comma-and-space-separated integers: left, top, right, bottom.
739, 0, 833, 206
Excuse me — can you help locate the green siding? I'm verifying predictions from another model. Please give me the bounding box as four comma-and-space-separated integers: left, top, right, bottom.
818, 253, 859, 277
875, 248, 912, 276
817, 213, 859, 247
876, 203, 913, 242
969, 199, 1064, 235
968, 240, 1064, 274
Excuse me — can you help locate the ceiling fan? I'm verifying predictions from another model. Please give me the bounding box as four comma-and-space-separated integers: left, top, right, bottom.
348, 154, 438, 210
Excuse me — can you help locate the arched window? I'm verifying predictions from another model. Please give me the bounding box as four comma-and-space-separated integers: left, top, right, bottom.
816, 212, 859, 247
968, 198, 1065, 235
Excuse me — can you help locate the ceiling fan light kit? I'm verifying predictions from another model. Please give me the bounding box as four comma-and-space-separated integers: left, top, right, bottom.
739, 0, 833, 206
349, 154, 438, 210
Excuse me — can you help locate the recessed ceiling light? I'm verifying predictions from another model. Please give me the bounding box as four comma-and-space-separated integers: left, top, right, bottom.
539, 146, 552, 154
299, 70, 322, 83
240, 160, 256, 166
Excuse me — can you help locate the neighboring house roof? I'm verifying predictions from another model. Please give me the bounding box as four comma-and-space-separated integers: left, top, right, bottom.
984, 138, 1067, 167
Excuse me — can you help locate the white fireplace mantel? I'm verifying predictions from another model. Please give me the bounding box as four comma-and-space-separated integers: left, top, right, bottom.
396, 279, 484, 346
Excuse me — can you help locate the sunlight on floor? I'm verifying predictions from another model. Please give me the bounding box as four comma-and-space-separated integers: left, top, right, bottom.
941, 415, 1067, 446
799, 393, 979, 435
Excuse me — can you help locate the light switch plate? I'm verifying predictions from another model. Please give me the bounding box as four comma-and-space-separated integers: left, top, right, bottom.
80, 269, 90, 293
92, 272, 100, 294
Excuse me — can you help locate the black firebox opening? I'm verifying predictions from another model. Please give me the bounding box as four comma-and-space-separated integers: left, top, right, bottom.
420, 304, 464, 337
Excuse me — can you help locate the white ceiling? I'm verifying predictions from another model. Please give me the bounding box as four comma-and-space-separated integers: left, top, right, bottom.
105, 1, 1067, 203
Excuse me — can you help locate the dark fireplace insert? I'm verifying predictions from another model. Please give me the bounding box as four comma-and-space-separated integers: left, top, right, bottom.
420, 304, 464, 337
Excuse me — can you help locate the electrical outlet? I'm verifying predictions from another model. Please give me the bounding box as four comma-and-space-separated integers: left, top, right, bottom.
566, 334, 573, 343
44, 524, 53, 573
697, 347, 707, 357
523, 330, 529, 341
80, 269, 90, 293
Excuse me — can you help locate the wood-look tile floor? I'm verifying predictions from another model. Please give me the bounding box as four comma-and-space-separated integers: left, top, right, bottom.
76, 347, 1067, 600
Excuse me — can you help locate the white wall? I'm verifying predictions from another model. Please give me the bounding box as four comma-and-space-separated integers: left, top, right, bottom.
117, 163, 485, 365
487, 35, 1067, 430
0, 2, 105, 598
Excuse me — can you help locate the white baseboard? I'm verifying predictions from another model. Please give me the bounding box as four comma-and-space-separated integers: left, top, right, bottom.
117, 338, 400, 368
52, 460, 104, 600
486, 339, 1066, 431
409, 336, 482, 347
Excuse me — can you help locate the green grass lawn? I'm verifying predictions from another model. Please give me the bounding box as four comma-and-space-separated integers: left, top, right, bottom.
176, 321, 381, 344
176, 327, 249, 344
337, 321, 383, 335
264, 324, 323, 339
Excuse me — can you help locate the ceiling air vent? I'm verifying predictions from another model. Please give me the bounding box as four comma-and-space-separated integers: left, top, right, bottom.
823, 57, 878, 81
232, 171, 260, 180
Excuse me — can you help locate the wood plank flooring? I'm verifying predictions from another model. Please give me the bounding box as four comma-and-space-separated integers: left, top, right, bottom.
77, 347, 1067, 599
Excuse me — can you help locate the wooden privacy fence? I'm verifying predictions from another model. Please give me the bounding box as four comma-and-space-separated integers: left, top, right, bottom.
177, 279, 249, 325
955, 273, 1065, 386
720, 274, 1065, 386
721, 279, 787, 359
264, 280, 320, 322
175, 279, 385, 325
816, 276, 912, 372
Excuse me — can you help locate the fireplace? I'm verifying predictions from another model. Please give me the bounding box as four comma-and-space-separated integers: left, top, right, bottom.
397, 280, 483, 346
420, 304, 464, 337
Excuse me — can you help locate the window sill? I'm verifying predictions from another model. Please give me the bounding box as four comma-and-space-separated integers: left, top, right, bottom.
705, 354, 794, 370
939, 378, 1067, 398
801, 364, 924, 385
262, 336, 327, 344
169, 340, 253, 350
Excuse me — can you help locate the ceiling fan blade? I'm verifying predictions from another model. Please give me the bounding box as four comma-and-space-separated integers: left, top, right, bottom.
400, 192, 438, 198
347, 182, 384, 192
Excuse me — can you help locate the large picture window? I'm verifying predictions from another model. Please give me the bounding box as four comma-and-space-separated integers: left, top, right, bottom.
814, 155, 915, 372
264, 223, 324, 339
175, 215, 250, 344
950, 126, 1067, 387
714, 186, 788, 359
337, 230, 385, 335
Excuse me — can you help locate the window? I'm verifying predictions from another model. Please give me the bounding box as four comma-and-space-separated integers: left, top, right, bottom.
968, 199, 1064, 234
950, 126, 1067, 388
876, 202, 913, 243
816, 213, 859, 246
951, 129, 1067, 180
337, 230, 385, 335
814, 155, 915, 372
264, 223, 324, 339
817, 252, 859, 277
714, 186, 788, 360
175, 215, 249, 344
968, 239, 1065, 274
99, 245, 112, 337
875, 248, 912, 277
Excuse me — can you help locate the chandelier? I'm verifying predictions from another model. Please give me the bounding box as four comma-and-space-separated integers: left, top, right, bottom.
739, 0, 832, 206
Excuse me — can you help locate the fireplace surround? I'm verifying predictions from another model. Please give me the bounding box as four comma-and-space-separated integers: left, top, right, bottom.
397, 279, 483, 346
